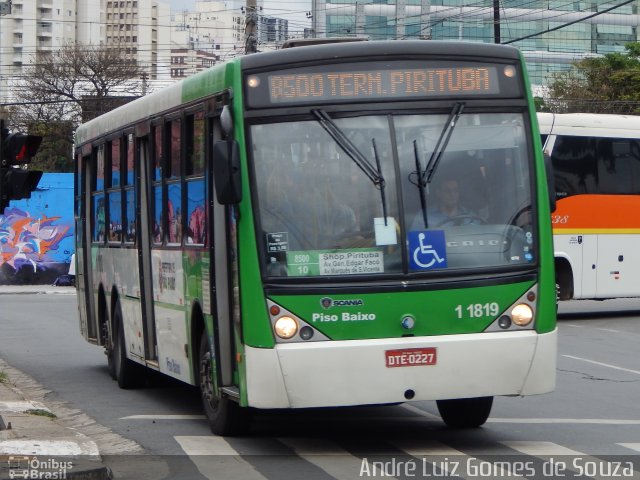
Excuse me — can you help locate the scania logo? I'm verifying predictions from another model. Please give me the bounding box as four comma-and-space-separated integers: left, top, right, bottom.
320, 297, 364, 309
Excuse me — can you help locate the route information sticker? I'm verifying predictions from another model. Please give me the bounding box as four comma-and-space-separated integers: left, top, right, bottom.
287, 250, 384, 276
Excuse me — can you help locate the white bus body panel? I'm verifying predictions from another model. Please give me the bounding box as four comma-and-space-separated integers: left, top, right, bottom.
151, 249, 192, 383
94, 248, 146, 363
597, 235, 640, 298
539, 112, 640, 299
553, 233, 598, 299
538, 112, 640, 139
155, 306, 192, 383
244, 330, 557, 408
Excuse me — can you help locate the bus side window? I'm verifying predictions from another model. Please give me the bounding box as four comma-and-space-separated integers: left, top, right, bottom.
186, 179, 205, 245
123, 134, 136, 244
167, 182, 183, 245
152, 124, 164, 244
185, 111, 207, 246
107, 137, 123, 243
166, 118, 183, 245
550, 135, 597, 198
597, 138, 638, 194
92, 145, 106, 242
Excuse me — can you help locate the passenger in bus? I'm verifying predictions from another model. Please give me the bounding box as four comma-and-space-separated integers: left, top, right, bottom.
261, 159, 359, 251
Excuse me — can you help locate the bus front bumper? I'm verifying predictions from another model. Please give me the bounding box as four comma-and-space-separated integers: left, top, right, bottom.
243, 329, 556, 409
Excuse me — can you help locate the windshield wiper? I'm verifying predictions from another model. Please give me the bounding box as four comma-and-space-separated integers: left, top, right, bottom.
410, 102, 465, 229
312, 109, 389, 225
420, 102, 465, 185
413, 140, 429, 228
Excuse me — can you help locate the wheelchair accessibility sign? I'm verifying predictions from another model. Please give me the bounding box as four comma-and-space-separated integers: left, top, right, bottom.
408, 230, 447, 270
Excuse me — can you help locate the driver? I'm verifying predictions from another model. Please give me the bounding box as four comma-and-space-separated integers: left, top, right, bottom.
411, 177, 480, 229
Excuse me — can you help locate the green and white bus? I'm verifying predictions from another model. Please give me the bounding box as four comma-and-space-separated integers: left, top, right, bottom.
74, 40, 557, 435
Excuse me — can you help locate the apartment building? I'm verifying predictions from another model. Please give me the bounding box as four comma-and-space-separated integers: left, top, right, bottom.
170, 48, 216, 78
0, 0, 170, 103
104, 0, 171, 79
171, 0, 293, 59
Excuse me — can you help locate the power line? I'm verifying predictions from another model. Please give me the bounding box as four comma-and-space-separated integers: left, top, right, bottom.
503, 0, 637, 45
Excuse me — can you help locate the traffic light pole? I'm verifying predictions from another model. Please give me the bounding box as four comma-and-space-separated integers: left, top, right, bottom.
0, 116, 6, 212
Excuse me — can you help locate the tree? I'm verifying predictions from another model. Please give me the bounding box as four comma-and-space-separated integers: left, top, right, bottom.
11, 43, 143, 172
545, 42, 640, 114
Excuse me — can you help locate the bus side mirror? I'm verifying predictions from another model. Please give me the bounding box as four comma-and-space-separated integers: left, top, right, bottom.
544, 153, 556, 213
212, 139, 242, 205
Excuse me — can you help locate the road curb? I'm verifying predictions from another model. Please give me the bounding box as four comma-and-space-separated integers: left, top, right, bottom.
0, 361, 111, 480
0, 287, 75, 295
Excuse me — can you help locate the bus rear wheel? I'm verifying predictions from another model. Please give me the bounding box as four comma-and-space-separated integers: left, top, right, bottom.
199, 333, 251, 436
436, 396, 493, 428
112, 300, 142, 389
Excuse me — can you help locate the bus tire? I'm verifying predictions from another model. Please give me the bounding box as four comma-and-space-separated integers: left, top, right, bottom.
104, 305, 117, 381
436, 396, 493, 428
199, 332, 251, 436
112, 300, 142, 389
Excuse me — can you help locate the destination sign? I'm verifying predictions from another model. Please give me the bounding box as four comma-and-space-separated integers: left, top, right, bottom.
245, 61, 520, 108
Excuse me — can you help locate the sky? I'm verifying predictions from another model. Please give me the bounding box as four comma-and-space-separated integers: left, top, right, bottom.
166, 0, 312, 35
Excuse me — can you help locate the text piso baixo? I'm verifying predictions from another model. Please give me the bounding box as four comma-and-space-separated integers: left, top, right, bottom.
359, 457, 634, 478
313, 312, 376, 322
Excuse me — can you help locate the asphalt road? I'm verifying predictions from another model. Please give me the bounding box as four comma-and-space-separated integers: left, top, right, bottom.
2, 293, 640, 479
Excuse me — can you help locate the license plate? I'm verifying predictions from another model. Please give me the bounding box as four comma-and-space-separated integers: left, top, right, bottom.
385, 347, 437, 368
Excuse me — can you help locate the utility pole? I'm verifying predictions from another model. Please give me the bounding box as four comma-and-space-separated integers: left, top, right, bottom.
245, 0, 258, 54
140, 71, 149, 96
493, 0, 500, 44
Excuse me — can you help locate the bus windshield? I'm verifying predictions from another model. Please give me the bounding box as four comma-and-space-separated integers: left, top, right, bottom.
252, 111, 535, 278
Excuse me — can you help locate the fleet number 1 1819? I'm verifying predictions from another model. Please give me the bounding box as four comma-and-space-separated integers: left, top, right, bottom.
455, 302, 499, 319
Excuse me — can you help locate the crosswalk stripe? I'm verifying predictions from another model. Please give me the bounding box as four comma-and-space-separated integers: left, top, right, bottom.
503, 441, 629, 480
502, 441, 585, 456
174, 434, 640, 480
175, 436, 239, 456
395, 439, 470, 479
618, 443, 640, 453
175, 436, 269, 480
278, 437, 386, 480
395, 439, 465, 456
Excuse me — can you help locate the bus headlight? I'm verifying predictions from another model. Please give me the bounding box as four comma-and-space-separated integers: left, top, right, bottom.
510, 304, 533, 326
274, 316, 298, 339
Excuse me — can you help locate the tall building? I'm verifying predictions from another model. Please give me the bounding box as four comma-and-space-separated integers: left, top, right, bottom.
0, 0, 99, 102
0, 0, 170, 103
170, 48, 217, 78
259, 15, 289, 44
311, 0, 640, 86
104, 0, 171, 80
172, 0, 257, 60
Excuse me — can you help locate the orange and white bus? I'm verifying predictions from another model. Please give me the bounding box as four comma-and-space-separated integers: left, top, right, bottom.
539, 112, 640, 300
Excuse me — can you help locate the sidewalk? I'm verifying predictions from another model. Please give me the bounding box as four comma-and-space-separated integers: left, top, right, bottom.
0, 286, 111, 479
0, 285, 76, 295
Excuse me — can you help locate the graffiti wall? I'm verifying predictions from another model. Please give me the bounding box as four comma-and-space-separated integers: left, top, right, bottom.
0, 173, 74, 285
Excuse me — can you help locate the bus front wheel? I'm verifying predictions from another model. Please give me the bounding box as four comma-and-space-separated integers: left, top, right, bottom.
436, 396, 493, 428
199, 333, 251, 436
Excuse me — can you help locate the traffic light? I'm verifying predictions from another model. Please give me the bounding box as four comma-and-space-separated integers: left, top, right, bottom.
0, 125, 43, 211
1, 132, 42, 165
